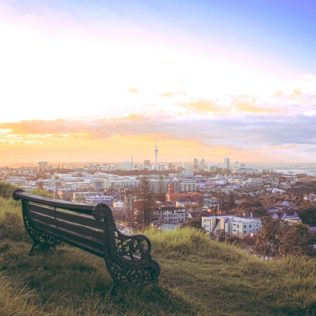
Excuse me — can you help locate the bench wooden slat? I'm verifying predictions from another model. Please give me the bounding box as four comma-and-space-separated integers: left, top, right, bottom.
31, 216, 104, 253
30, 210, 56, 226
32, 219, 104, 257
57, 235, 104, 258
56, 218, 104, 241
29, 203, 104, 230
56, 227, 104, 254
29, 203, 55, 216
30, 211, 104, 242
14, 190, 93, 214
56, 209, 104, 230
32, 218, 57, 235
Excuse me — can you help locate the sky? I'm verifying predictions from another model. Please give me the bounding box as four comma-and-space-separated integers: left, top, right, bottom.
0, 0, 316, 164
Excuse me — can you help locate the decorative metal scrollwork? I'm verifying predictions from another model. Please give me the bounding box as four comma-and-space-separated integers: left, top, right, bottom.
104, 229, 160, 292
92, 202, 160, 293
115, 231, 151, 261
22, 205, 60, 252
106, 258, 159, 288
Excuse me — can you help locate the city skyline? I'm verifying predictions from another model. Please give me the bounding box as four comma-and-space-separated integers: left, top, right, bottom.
1, 1, 316, 163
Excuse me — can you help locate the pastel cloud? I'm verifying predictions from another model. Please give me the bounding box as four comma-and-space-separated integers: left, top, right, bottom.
181, 100, 226, 114
127, 88, 140, 94
1, 111, 316, 163
159, 91, 184, 97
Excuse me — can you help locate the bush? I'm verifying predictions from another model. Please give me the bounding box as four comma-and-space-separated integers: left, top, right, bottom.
299, 208, 316, 226
256, 217, 313, 257
0, 182, 17, 199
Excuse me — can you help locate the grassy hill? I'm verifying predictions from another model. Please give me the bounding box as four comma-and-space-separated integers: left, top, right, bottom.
0, 196, 315, 316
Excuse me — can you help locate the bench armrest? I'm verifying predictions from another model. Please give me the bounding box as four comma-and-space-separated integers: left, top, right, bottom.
115, 231, 152, 262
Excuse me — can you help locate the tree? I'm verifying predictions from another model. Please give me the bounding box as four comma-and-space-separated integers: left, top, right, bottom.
279, 223, 312, 257
299, 208, 316, 226
256, 217, 313, 257
255, 217, 282, 257
138, 177, 155, 227
227, 192, 236, 209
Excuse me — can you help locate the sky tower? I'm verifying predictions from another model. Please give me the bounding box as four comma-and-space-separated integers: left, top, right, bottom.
154, 142, 158, 170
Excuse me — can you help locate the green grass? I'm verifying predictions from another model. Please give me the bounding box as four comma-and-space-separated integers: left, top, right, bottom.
0, 196, 315, 315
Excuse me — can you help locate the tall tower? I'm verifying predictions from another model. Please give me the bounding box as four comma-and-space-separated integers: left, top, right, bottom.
154, 141, 158, 170
224, 157, 230, 170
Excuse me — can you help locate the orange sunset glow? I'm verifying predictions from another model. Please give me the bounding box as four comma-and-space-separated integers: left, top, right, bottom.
0, 1, 316, 164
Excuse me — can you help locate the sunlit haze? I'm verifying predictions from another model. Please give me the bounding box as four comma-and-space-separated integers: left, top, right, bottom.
1, 0, 316, 164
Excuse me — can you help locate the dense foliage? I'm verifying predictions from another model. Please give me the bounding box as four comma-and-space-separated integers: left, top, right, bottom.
299, 208, 316, 226
256, 217, 313, 257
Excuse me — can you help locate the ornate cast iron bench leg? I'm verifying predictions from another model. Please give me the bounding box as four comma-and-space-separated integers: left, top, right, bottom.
22, 202, 60, 255
93, 204, 160, 297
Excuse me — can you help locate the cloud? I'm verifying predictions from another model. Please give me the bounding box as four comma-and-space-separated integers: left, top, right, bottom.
232, 95, 280, 114
159, 91, 184, 97
0, 119, 84, 135
181, 99, 226, 114
1, 95, 316, 162
127, 88, 140, 94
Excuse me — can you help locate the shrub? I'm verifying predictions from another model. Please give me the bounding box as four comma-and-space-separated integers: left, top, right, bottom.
256, 217, 313, 257
0, 182, 16, 199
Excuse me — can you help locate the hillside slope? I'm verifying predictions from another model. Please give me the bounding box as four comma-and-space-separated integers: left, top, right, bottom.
0, 196, 315, 316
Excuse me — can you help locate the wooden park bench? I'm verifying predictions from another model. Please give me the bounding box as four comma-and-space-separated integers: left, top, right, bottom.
12, 189, 160, 295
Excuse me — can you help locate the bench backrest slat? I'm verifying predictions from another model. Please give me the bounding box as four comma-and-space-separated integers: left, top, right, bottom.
56, 209, 104, 230
31, 217, 57, 236
29, 210, 56, 227
28, 202, 104, 230
56, 218, 104, 242
54, 228, 104, 256
26, 201, 106, 255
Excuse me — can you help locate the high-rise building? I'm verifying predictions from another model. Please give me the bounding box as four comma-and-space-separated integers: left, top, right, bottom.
144, 160, 151, 169
154, 142, 158, 170
193, 158, 199, 170
224, 157, 230, 169
200, 158, 205, 170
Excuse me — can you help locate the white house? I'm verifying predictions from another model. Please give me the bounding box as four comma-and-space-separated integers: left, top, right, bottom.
202, 215, 261, 237
157, 207, 187, 224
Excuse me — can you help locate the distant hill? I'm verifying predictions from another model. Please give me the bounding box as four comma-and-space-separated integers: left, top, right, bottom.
0, 194, 315, 315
